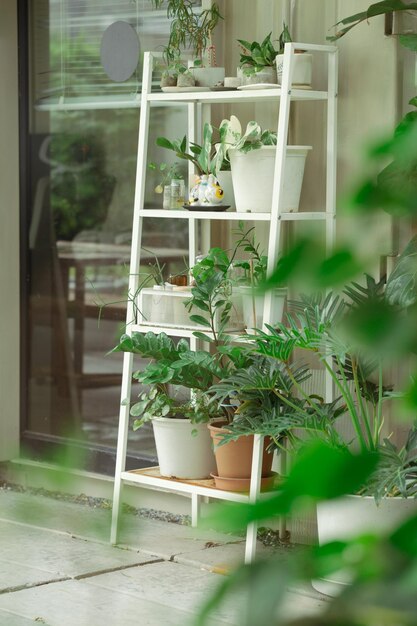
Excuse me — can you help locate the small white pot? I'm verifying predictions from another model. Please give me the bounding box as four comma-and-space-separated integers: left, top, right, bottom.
152, 418, 216, 479
314, 495, 417, 597
239, 286, 287, 332
238, 65, 277, 86
189, 66, 225, 88
229, 145, 311, 213
276, 53, 313, 87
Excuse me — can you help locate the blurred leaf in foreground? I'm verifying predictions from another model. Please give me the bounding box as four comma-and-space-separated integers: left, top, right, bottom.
202, 442, 378, 533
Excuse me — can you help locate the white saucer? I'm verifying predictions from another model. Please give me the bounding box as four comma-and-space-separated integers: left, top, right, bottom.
237, 83, 280, 91
161, 86, 208, 93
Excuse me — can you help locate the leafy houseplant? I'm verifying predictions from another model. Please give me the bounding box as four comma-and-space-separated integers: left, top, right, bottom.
248, 262, 417, 501
150, 0, 224, 87
231, 222, 286, 332
275, 22, 313, 87
113, 245, 293, 488
237, 32, 279, 85
218, 115, 311, 213
148, 160, 183, 194
112, 246, 251, 480
156, 124, 226, 206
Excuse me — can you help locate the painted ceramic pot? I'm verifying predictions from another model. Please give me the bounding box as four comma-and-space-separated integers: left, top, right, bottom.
189, 174, 224, 205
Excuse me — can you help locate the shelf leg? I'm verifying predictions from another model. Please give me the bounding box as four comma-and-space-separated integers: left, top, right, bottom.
110, 352, 134, 545
191, 493, 201, 527
244, 434, 263, 564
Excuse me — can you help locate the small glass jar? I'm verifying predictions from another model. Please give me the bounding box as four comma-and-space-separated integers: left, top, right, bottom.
163, 184, 171, 209
170, 178, 185, 209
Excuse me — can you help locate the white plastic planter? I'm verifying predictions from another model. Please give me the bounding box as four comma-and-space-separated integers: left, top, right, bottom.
152, 418, 216, 479
138, 286, 244, 332
239, 286, 287, 332
229, 145, 311, 213
189, 66, 225, 88
276, 53, 313, 87
145, 285, 173, 325
314, 495, 417, 597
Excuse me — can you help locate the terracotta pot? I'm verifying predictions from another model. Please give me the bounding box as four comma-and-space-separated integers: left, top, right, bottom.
211, 472, 276, 493
208, 423, 274, 479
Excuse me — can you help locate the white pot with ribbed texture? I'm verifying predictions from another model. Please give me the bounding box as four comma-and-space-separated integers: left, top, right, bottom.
229, 146, 311, 213
152, 417, 216, 479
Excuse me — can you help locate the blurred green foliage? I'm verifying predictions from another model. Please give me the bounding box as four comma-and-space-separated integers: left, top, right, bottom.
194, 3, 417, 624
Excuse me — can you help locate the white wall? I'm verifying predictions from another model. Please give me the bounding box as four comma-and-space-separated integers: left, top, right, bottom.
0, 0, 20, 460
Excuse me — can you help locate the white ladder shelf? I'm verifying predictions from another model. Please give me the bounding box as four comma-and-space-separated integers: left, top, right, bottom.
111, 44, 338, 563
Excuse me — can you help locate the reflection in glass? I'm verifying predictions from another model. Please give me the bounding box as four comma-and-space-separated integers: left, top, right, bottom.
24, 0, 194, 469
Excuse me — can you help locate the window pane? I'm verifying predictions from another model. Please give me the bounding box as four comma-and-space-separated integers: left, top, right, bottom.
24, 0, 193, 469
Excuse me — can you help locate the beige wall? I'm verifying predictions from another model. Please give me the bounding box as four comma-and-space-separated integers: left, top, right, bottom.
0, 0, 20, 460
219, 0, 401, 257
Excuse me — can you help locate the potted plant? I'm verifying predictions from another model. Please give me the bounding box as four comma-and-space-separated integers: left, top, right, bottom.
275, 23, 313, 88
114, 244, 300, 487
207, 343, 314, 492
150, 0, 224, 88
148, 160, 184, 209
231, 222, 287, 333
185, 246, 295, 491
218, 115, 311, 213
156, 124, 227, 206
245, 245, 417, 593
113, 245, 251, 479
237, 32, 279, 86
113, 331, 221, 479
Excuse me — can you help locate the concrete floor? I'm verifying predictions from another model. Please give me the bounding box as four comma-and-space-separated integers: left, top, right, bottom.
0, 489, 327, 625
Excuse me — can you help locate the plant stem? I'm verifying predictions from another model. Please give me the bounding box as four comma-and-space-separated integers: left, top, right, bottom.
324, 357, 368, 453
351, 357, 375, 450
375, 362, 384, 448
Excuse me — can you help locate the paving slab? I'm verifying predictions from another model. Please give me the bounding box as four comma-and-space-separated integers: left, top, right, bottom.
0, 490, 245, 562
0, 608, 53, 625
0, 489, 330, 626
0, 490, 111, 542
280, 588, 327, 619
0, 579, 232, 626
0, 519, 160, 592
119, 514, 245, 561
83, 560, 239, 624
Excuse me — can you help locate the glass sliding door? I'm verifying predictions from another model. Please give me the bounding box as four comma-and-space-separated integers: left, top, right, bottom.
21, 0, 193, 473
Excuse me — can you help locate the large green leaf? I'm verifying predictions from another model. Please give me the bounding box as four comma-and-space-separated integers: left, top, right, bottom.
385, 236, 417, 307
328, 1, 417, 41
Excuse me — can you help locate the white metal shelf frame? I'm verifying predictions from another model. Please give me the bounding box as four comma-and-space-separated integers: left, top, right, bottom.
111, 44, 338, 563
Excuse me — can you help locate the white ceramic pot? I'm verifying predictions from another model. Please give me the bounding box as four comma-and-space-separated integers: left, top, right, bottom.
189, 66, 225, 88
276, 53, 313, 87
239, 286, 287, 332
215, 170, 235, 208
152, 417, 216, 479
314, 495, 417, 597
239, 65, 277, 86
229, 145, 311, 213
